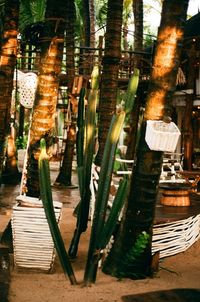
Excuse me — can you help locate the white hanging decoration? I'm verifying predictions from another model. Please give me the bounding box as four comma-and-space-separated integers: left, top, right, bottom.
13, 69, 25, 82
18, 72, 38, 108
145, 120, 181, 152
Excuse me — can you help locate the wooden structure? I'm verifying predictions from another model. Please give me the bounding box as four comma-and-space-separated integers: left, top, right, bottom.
14, 16, 200, 170
173, 12, 200, 169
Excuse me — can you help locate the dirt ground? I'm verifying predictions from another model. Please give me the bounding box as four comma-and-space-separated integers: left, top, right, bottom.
8, 208, 200, 302
1, 163, 200, 302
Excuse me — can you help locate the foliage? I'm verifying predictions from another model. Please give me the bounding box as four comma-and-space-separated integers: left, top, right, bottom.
68, 66, 99, 258
119, 231, 150, 278
84, 110, 126, 285
16, 135, 28, 150
95, 0, 107, 28
19, 0, 46, 32
38, 138, 77, 285
123, 231, 150, 264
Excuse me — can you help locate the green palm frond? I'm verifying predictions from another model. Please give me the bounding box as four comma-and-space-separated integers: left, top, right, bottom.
30, 0, 46, 22
19, 0, 46, 32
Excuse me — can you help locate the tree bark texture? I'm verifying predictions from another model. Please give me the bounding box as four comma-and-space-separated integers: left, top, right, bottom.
25, 0, 68, 196
95, 0, 124, 165
103, 0, 189, 279
0, 0, 19, 178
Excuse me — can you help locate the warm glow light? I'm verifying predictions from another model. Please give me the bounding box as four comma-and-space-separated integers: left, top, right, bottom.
145, 24, 184, 120
0, 30, 17, 65
154, 27, 183, 69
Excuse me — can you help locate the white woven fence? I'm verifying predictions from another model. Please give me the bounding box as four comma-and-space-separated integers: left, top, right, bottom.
152, 214, 200, 258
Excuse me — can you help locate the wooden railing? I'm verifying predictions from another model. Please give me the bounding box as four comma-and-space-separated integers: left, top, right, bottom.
16, 44, 153, 84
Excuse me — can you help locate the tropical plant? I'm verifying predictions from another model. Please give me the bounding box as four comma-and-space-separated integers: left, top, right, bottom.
19, 0, 46, 33
102, 0, 189, 279
95, 0, 124, 165
25, 0, 69, 197
123, 0, 144, 161
68, 65, 99, 258
39, 138, 77, 285
55, 0, 76, 186
83, 68, 139, 285
84, 110, 127, 285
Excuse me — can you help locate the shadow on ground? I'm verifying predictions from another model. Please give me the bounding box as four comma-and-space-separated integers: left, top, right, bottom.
122, 288, 200, 302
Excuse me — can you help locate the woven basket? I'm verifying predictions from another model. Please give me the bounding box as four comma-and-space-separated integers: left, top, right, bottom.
145, 121, 180, 152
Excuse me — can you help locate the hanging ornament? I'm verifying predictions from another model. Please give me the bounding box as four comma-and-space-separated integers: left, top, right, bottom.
18, 72, 38, 109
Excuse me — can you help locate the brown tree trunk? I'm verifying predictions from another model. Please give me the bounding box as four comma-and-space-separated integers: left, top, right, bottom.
89, 0, 96, 48
55, 0, 76, 186
25, 0, 68, 197
56, 118, 76, 186
95, 0, 124, 165
133, 0, 143, 54
2, 126, 20, 184
183, 45, 196, 170
0, 0, 19, 181
103, 0, 189, 279
125, 0, 144, 160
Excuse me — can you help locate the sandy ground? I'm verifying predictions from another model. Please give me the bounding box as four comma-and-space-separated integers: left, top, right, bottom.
1, 163, 200, 302
8, 207, 200, 302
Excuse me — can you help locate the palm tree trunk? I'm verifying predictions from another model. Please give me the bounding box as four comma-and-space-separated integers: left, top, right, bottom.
125, 0, 144, 160
56, 118, 76, 186
183, 45, 196, 170
0, 0, 19, 180
133, 0, 143, 53
65, 0, 76, 93
55, 0, 76, 186
103, 0, 189, 279
95, 0, 124, 165
82, 0, 90, 47
89, 0, 96, 48
25, 0, 68, 196
2, 126, 21, 184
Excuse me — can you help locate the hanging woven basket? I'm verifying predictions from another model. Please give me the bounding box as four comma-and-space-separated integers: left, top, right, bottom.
145, 120, 181, 152
18, 72, 38, 109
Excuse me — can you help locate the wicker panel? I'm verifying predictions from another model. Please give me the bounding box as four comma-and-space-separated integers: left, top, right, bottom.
18, 72, 38, 108
152, 214, 200, 258
11, 196, 62, 271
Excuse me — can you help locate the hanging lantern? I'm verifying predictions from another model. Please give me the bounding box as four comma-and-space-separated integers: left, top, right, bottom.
18, 72, 38, 109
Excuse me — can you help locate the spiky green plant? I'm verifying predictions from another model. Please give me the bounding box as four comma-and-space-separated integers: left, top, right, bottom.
98, 177, 129, 250
83, 68, 140, 285
124, 68, 140, 115
84, 111, 126, 285
39, 138, 77, 285
68, 65, 99, 258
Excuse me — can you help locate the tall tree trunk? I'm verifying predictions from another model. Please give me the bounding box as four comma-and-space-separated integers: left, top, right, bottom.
126, 0, 144, 160
95, 0, 124, 165
133, 0, 143, 54
82, 0, 90, 47
81, 0, 95, 75
65, 0, 76, 93
103, 0, 189, 279
89, 0, 96, 48
2, 126, 20, 184
0, 0, 19, 181
25, 0, 68, 197
55, 0, 76, 186
183, 45, 196, 170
